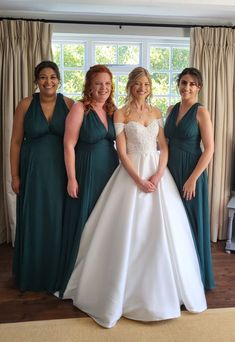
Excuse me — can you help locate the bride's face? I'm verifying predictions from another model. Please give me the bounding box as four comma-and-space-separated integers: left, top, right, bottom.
131, 76, 151, 100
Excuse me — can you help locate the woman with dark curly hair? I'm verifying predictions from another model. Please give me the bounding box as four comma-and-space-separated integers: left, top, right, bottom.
56, 65, 119, 296
10, 60, 74, 292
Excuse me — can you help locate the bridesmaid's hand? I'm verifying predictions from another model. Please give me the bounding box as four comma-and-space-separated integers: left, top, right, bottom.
183, 177, 196, 200
67, 179, 79, 198
11, 176, 20, 195
137, 179, 156, 193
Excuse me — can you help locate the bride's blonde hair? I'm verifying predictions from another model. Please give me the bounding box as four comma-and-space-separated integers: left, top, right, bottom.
125, 67, 153, 116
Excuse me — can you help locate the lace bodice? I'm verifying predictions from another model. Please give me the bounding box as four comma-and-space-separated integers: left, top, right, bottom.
115, 119, 162, 154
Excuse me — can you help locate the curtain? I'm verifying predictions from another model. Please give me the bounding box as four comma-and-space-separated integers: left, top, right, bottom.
190, 27, 235, 241
0, 20, 53, 244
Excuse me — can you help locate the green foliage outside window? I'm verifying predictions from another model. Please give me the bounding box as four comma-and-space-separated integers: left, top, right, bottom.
95, 44, 139, 65
118, 46, 139, 65
150, 48, 170, 70
52, 40, 189, 112
150, 46, 189, 114
64, 44, 85, 67
64, 70, 85, 94
172, 48, 189, 71
96, 45, 116, 64
52, 44, 61, 67
152, 73, 169, 95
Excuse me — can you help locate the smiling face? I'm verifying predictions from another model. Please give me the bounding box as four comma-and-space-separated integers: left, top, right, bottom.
90, 72, 112, 103
178, 74, 201, 101
36, 67, 60, 95
131, 75, 151, 100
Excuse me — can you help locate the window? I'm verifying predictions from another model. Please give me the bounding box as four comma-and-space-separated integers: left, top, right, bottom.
52, 34, 189, 115
150, 45, 190, 113
53, 41, 86, 101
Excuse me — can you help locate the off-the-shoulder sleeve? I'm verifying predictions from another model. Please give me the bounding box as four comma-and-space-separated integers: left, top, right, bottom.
114, 122, 125, 136
157, 118, 164, 128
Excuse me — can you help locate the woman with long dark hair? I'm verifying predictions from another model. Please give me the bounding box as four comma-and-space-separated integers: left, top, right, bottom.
164, 67, 215, 290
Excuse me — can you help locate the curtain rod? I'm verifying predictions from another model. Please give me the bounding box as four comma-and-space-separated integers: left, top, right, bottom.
0, 16, 234, 29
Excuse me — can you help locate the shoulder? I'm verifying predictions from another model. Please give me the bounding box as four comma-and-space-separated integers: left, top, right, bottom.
165, 105, 174, 118
196, 105, 212, 128
63, 95, 75, 110
196, 105, 211, 120
70, 101, 85, 113
151, 106, 162, 119
114, 106, 126, 123
16, 96, 33, 114
66, 101, 85, 123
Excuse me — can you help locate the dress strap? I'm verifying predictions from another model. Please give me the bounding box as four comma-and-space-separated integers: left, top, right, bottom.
114, 123, 125, 136
157, 118, 164, 128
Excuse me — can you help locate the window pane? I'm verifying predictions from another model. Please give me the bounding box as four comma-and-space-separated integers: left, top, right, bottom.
118, 96, 126, 107
70, 95, 81, 102
118, 45, 139, 65
170, 97, 181, 106
152, 73, 169, 95
64, 70, 85, 93
118, 75, 128, 95
152, 96, 169, 116
52, 43, 61, 67
150, 47, 170, 70
52, 35, 189, 111
172, 48, 189, 71
170, 73, 179, 96
95, 45, 116, 64
63, 44, 85, 67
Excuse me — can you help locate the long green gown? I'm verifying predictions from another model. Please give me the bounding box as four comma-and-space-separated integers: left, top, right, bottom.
56, 109, 119, 296
164, 102, 215, 290
13, 93, 70, 292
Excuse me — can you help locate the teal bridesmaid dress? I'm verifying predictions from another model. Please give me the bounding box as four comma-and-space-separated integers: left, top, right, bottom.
56, 109, 119, 296
164, 102, 215, 290
13, 93, 70, 292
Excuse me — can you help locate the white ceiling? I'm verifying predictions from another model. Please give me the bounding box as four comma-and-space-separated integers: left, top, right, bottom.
1, 0, 235, 26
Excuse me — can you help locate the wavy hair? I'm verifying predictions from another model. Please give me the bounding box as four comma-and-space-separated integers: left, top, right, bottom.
81, 64, 116, 116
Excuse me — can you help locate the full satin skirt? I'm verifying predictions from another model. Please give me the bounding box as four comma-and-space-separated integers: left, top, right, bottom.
63, 151, 207, 328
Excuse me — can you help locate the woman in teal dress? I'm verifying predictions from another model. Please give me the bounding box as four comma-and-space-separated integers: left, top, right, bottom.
10, 61, 74, 292
164, 67, 215, 290
56, 65, 119, 296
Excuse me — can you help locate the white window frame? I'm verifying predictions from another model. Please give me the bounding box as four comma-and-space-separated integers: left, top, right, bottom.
52, 33, 190, 109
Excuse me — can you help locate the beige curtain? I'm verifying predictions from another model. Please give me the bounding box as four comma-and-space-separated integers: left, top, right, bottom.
190, 27, 235, 241
0, 20, 53, 244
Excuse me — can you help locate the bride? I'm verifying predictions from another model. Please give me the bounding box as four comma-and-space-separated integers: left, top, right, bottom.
61, 67, 207, 328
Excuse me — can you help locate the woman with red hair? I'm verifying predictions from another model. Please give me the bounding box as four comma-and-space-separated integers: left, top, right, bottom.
56, 65, 119, 295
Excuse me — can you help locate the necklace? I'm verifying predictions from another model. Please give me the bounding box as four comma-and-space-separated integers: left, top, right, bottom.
134, 103, 148, 120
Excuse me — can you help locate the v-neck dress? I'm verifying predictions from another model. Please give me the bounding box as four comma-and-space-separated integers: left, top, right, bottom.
13, 92, 70, 292
59, 119, 206, 328
56, 109, 119, 296
164, 102, 215, 290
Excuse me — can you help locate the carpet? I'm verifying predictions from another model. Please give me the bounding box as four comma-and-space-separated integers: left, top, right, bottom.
1, 308, 235, 342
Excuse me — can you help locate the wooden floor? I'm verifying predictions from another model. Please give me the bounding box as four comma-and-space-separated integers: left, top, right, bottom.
0, 241, 235, 323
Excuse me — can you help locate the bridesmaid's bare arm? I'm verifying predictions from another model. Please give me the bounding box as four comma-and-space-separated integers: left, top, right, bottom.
64, 102, 84, 198
10, 97, 31, 194
183, 106, 214, 200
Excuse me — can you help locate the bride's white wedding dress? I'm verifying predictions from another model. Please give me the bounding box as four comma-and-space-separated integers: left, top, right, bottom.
62, 119, 207, 328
